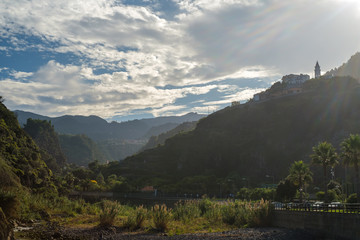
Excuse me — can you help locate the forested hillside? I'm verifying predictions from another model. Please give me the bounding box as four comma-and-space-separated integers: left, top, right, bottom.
119, 77, 360, 190
59, 134, 108, 166
0, 98, 52, 190
23, 119, 66, 172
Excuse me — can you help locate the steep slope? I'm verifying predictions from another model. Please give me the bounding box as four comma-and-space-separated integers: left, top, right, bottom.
121, 77, 360, 187
23, 119, 66, 171
142, 121, 198, 151
59, 134, 108, 166
0, 100, 52, 189
326, 52, 360, 80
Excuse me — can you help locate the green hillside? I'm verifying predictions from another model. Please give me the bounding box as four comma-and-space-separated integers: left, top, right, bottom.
119, 77, 360, 190
59, 134, 109, 166
0, 99, 52, 190
23, 119, 66, 172
142, 121, 198, 151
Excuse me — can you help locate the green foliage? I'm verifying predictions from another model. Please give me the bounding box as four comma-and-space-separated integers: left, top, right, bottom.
0, 101, 52, 189
152, 204, 171, 232
99, 200, 122, 227
23, 118, 66, 171
236, 188, 275, 201
59, 134, 107, 166
276, 179, 297, 202
327, 180, 342, 195
346, 193, 358, 203
316, 191, 325, 201
341, 134, 360, 194
172, 200, 201, 222
123, 205, 148, 230
120, 76, 360, 191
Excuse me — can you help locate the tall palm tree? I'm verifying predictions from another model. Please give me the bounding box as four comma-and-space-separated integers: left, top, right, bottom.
341, 134, 360, 196
310, 141, 339, 193
287, 160, 313, 203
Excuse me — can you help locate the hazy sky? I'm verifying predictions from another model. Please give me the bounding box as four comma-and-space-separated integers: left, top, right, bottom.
1, 0, 359, 121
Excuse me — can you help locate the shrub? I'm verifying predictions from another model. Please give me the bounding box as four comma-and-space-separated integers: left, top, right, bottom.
198, 198, 213, 215
172, 200, 201, 222
99, 200, 122, 227
346, 193, 358, 203
203, 202, 222, 224
316, 191, 325, 201
247, 199, 271, 227
124, 205, 148, 230
152, 204, 171, 232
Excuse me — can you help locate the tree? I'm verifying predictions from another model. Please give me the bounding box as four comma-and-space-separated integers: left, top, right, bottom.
286, 160, 313, 203
341, 134, 360, 196
0, 96, 4, 103
310, 141, 338, 193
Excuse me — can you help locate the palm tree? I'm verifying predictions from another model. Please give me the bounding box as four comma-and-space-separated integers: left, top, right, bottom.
310, 141, 339, 193
341, 134, 360, 196
287, 160, 313, 203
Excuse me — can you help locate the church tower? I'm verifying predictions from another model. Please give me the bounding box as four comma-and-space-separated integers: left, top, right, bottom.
314, 61, 321, 79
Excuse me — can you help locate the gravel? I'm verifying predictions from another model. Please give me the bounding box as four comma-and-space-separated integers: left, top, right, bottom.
17, 222, 321, 240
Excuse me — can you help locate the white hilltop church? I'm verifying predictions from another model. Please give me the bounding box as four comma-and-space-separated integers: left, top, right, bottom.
253, 62, 321, 101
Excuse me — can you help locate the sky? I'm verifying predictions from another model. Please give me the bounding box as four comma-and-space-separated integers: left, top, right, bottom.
0, 0, 360, 122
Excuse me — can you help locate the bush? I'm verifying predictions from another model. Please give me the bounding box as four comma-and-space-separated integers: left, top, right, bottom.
346, 193, 358, 203
99, 200, 122, 227
152, 204, 171, 232
316, 191, 325, 201
124, 205, 148, 230
173, 200, 201, 222
198, 198, 213, 215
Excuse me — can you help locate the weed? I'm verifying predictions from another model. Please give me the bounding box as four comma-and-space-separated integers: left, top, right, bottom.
99, 200, 122, 227
152, 204, 171, 232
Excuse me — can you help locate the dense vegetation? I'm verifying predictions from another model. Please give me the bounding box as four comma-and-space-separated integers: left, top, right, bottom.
59, 134, 108, 166
23, 118, 66, 172
115, 76, 360, 193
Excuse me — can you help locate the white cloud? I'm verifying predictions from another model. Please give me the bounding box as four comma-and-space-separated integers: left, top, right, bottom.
1, 0, 360, 119
10, 71, 33, 79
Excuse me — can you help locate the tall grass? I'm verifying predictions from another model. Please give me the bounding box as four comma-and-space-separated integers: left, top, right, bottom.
99, 200, 122, 227
123, 205, 148, 230
152, 204, 171, 232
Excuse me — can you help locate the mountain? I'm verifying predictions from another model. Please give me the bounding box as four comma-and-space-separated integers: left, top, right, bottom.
23, 118, 66, 172
142, 121, 198, 151
119, 76, 360, 189
325, 52, 360, 80
14, 111, 206, 161
59, 134, 108, 166
14, 111, 205, 141
0, 99, 52, 190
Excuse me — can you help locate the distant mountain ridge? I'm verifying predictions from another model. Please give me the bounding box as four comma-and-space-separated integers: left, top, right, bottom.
14, 111, 205, 141
14, 110, 206, 161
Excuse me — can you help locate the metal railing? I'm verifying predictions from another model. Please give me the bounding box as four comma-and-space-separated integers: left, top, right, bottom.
272, 202, 360, 214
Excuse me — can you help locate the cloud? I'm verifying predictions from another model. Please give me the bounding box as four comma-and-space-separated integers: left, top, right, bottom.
1, 0, 360, 120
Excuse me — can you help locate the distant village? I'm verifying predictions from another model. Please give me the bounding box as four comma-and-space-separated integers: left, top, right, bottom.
252, 61, 327, 102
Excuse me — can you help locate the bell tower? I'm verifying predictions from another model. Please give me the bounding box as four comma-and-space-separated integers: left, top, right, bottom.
314, 61, 321, 79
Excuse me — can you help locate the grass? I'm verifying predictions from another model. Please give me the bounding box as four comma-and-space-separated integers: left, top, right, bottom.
11, 192, 272, 235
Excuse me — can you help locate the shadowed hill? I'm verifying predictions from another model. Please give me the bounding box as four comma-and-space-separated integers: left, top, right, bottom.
120, 77, 360, 188
0, 100, 52, 189
326, 52, 360, 80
